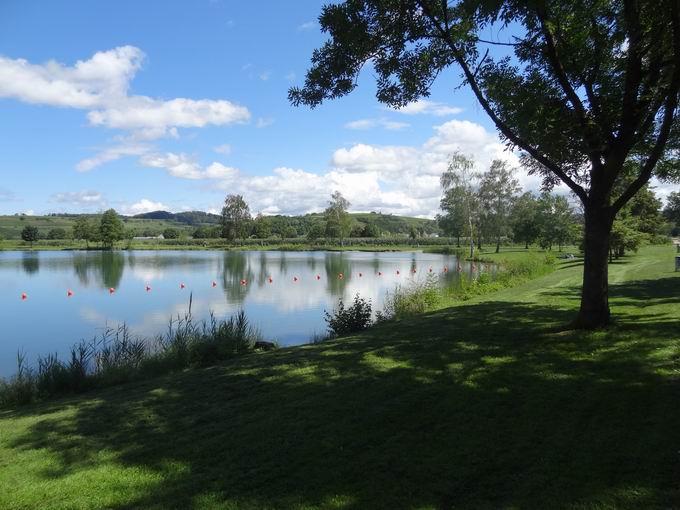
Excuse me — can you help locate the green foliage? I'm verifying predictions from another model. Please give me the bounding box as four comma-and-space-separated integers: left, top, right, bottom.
378, 275, 440, 321
20, 225, 39, 245
325, 191, 352, 244
252, 214, 272, 239
478, 160, 520, 251
510, 192, 540, 248
220, 194, 252, 241
99, 209, 124, 248
46, 227, 67, 240
162, 227, 180, 239
324, 294, 373, 337
536, 193, 581, 251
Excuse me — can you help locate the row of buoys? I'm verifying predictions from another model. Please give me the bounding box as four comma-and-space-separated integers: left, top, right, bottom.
18, 265, 490, 300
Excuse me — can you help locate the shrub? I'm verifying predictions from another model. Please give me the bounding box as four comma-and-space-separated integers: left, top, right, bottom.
324, 294, 373, 336
378, 274, 440, 321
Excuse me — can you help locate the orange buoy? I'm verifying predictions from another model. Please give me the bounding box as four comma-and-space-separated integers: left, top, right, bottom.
338, 273, 344, 280
240, 279, 248, 286
268, 276, 273, 283
21, 292, 27, 301
109, 287, 115, 294
67, 289, 74, 297
443, 266, 448, 273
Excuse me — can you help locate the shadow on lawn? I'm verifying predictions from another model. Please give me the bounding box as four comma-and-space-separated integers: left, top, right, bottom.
5, 281, 680, 509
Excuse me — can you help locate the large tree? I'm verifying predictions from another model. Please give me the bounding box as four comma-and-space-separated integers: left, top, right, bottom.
325, 191, 353, 245
290, 0, 680, 328
99, 209, 124, 249
440, 152, 480, 258
510, 192, 540, 249
478, 160, 521, 252
220, 194, 252, 241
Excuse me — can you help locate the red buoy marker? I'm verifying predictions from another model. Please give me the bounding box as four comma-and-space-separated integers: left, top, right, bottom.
240, 279, 248, 286
268, 276, 273, 283
21, 292, 27, 301
338, 273, 344, 280
443, 266, 449, 273
396, 270, 400, 275
378, 271, 382, 276
180, 283, 186, 289
145, 285, 152, 292
316, 274, 321, 280
358, 272, 363, 277
67, 289, 74, 297
212, 281, 217, 288
109, 287, 115, 294
293, 276, 299, 282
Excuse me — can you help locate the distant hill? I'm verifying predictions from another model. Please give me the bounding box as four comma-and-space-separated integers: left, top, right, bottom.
0, 210, 438, 240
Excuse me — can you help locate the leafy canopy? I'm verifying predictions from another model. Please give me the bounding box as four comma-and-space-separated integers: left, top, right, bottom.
290, 0, 680, 214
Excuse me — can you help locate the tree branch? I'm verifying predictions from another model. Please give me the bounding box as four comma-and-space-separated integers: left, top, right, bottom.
612, 0, 680, 212
416, 0, 589, 203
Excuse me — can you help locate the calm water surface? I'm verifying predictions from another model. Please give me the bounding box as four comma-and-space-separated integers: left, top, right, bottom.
0, 250, 485, 377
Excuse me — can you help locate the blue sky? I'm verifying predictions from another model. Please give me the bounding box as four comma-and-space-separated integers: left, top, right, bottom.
3, 1, 671, 218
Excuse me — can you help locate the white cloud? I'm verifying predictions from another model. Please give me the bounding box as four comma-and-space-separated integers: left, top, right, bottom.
139, 119, 528, 217
121, 198, 169, 215
297, 21, 319, 31
258, 71, 271, 81
256, 117, 274, 128
344, 118, 409, 131
0, 46, 251, 169
213, 143, 231, 155
76, 142, 149, 172
390, 99, 463, 116
139, 152, 239, 181
51, 190, 106, 208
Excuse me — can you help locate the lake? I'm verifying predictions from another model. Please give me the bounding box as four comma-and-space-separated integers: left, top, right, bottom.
0, 250, 486, 377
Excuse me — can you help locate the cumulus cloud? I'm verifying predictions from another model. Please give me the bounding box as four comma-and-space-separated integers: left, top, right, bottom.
0, 46, 251, 170
390, 99, 463, 116
139, 152, 239, 180
121, 198, 169, 215
51, 190, 106, 208
344, 118, 410, 130
142, 119, 529, 217
76, 142, 150, 172
256, 117, 275, 128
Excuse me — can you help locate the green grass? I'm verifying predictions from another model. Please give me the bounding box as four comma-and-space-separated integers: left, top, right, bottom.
0, 245, 678, 509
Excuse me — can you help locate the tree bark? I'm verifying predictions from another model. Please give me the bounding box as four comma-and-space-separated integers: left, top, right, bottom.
574, 207, 614, 329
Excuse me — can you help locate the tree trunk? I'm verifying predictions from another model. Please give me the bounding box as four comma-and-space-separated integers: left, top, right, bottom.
574, 208, 614, 329
456, 236, 460, 247
495, 237, 500, 253
525, 240, 529, 249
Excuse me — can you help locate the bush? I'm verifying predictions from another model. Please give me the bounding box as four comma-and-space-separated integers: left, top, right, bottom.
324, 294, 373, 336
163, 228, 180, 239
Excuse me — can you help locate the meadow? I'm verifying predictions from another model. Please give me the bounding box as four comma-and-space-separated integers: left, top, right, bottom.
0, 245, 677, 509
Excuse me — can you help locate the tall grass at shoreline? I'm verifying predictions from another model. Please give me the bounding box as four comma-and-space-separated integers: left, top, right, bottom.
377, 253, 557, 321
0, 303, 265, 409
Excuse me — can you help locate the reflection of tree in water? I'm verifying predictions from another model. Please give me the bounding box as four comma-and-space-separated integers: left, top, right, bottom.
278, 252, 288, 274
256, 251, 269, 286
306, 255, 318, 271
371, 253, 380, 274
324, 253, 352, 298
221, 252, 253, 304
21, 252, 40, 275
97, 252, 125, 289
72, 254, 90, 285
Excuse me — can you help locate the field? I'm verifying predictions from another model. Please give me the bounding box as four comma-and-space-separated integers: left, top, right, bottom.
0, 245, 678, 509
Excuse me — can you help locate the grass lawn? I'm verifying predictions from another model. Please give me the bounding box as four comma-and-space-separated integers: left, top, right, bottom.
0, 246, 678, 509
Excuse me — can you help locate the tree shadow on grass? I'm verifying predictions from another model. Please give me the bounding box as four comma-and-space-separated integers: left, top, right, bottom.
4, 293, 680, 509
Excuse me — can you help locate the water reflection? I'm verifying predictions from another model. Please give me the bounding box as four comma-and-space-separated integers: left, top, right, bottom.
0, 250, 493, 377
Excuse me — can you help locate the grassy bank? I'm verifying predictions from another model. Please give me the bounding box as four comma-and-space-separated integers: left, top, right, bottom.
0, 246, 678, 509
